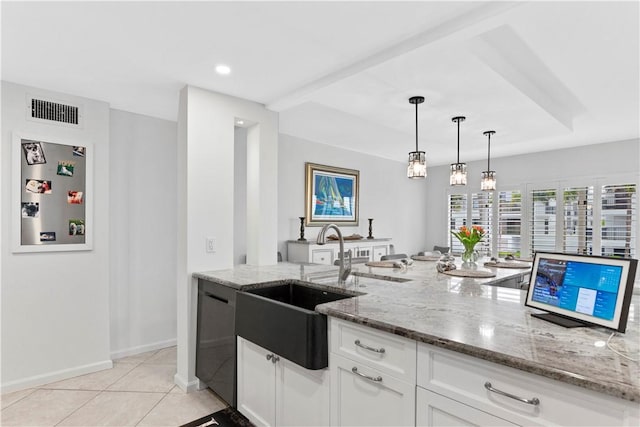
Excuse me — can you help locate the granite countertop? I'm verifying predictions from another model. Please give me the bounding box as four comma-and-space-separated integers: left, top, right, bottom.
194, 261, 640, 402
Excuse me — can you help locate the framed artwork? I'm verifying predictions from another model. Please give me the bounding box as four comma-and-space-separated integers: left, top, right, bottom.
305, 162, 359, 226
12, 132, 93, 253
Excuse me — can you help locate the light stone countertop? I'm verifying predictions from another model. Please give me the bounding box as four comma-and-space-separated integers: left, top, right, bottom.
193, 260, 640, 402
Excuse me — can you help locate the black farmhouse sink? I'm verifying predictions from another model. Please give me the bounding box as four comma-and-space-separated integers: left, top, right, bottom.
235, 280, 355, 370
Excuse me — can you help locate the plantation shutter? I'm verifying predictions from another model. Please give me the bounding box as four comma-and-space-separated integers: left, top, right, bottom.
471, 192, 493, 256
562, 186, 594, 254
448, 194, 467, 254
497, 190, 522, 257
601, 184, 637, 258
530, 188, 557, 254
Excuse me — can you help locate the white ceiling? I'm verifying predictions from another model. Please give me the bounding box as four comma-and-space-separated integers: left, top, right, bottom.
2, 1, 638, 165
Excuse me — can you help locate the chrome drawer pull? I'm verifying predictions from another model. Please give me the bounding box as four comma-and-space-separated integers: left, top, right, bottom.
354, 339, 385, 354
352, 367, 382, 382
484, 382, 540, 406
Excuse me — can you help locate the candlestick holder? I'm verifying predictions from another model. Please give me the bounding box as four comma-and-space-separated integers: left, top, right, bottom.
367, 218, 374, 239
298, 217, 307, 241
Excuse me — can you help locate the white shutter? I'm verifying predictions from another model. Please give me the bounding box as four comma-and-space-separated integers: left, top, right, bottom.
562, 186, 594, 255
601, 184, 636, 258
497, 190, 522, 257
471, 192, 492, 256
448, 194, 467, 254
530, 188, 557, 254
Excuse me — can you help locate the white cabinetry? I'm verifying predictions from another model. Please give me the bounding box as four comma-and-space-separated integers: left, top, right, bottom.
237, 337, 329, 427
416, 342, 640, 427
287, 239, 392, 265
329, 318, 416, 426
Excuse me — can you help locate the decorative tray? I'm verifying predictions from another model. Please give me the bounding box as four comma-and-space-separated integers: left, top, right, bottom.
441, 269, 496, 278
365, 261, 400, 268
411, 255, 441, 261
327, 234, 363, 241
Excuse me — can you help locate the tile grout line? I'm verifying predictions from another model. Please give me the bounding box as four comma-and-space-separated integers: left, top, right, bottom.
0, 388, 37, 411
133, 388, 173, 427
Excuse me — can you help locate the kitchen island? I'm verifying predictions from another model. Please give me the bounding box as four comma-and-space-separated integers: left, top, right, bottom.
194, 261, 639, 425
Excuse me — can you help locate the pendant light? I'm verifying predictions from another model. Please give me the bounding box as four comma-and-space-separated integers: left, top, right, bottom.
481, 130, 497, 191
449, 116, 467, 186
407, 96, 426, 179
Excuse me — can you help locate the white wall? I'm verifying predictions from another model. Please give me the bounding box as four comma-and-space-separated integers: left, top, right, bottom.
176, 86, 279, 391
277, 133, 429, 258
234, 127, 247, 265
423, 139, 640, 250
109, 109, 177, 358
1, 82, 112, 392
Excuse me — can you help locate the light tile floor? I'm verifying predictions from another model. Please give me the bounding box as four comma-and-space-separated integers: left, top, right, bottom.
1, 347, 227, 426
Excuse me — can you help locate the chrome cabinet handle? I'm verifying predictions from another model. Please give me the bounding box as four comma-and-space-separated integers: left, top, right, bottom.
484, 382, 540, 406
354, 339, 385, 354
266, 354, 279, 363
352, 367, 382, 382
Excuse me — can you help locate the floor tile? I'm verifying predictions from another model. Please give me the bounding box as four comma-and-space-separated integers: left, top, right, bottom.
113, 349, 158, 365
57, 391, 164, 426
1, 388, 36, 409
0, 389, 98, 426
137, 388, 226, 427
107, 364, 175, 393
40, 362, 136, 391
144, 346, 176, 365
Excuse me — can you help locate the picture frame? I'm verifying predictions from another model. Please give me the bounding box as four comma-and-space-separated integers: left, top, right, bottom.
12, 132, 93, 253
305, 162, 359, 226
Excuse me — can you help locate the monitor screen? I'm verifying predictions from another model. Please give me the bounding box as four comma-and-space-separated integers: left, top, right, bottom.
525, 252, 637, 332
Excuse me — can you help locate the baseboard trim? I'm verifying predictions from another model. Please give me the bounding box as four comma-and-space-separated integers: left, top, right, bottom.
1, 359, 113, 394
174, 373, 200, 393
110, 338, 177, 360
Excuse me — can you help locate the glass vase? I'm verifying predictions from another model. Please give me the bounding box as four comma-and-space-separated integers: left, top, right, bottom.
461, 248, 479, 267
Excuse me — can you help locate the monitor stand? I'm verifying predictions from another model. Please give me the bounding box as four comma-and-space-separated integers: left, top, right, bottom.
531, 312, 590, 328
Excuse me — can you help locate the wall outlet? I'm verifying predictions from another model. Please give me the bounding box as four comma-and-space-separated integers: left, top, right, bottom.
206, 237, 216, 253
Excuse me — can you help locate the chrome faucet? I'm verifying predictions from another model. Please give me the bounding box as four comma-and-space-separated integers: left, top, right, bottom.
316, 223, 352, 284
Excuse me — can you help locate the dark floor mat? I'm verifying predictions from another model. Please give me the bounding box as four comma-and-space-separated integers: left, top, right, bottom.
181, 407, 254, 427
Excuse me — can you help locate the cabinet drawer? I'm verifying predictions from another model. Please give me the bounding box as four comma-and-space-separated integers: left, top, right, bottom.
330, 318, 416, 382
312, 249, 334, 265
417, 343, 637, 426
330, 353, 415, 427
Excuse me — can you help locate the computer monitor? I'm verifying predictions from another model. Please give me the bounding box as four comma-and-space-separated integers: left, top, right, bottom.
525, 252, 637, 333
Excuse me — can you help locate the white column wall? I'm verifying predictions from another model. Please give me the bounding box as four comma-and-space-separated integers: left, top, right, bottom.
175, 86, 278, 391
1, 82, 111, 392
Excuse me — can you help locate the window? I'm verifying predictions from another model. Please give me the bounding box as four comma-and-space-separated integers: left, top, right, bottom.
471, 192, 492, 256
448, 194, 467, 254
601, 184, 636, 258
497, 190, 521, 257
530, 189, 557, 254
562, 186, 594, 255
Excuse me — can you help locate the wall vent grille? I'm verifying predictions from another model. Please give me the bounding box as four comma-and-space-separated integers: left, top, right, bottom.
31, 98, 79, 125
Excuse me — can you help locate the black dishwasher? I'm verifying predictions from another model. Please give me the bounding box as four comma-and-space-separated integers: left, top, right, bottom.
196, 279, 237, 407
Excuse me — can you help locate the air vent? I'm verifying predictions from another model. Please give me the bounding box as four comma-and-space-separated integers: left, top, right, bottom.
30, 98, 79, 125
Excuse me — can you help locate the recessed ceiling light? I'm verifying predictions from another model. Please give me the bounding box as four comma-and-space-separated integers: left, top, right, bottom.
236, 120, 244, 125
215, 64, 231, 75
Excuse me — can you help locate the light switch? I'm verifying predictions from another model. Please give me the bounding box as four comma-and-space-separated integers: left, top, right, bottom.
206, 237, 216, 253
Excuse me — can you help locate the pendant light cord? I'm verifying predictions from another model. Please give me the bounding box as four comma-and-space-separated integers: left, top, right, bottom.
456, 119, 460, 163
487, 132, 491, 171
415, 102, 419, 152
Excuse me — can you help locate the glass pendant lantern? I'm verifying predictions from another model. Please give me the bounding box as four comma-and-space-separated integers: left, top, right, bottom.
481, 130, 497, 191
450, 116, 467, 186
407, 96, 426, 179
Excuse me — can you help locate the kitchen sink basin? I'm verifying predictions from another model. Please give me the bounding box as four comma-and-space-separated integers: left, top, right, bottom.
235, 280, 355, 370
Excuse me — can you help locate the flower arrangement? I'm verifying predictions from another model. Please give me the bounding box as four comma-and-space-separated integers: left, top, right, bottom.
451, 225, 485, 264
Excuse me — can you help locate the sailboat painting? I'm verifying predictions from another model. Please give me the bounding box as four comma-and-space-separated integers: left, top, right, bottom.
305, 163, 359, 226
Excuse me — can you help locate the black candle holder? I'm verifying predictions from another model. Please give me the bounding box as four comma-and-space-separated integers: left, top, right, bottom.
367, 218, 374, 239
298, 217, 307, 241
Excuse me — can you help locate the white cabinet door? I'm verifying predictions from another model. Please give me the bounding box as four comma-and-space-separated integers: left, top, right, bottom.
311, 249, 334, 265
237, 337, 276, 427
330, 353, 415, 427
372, 245, 388, 261
416, 387, 517, 427
277, 357, 330, 427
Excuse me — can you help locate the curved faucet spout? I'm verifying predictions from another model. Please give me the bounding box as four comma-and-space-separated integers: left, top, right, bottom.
316, 223, 351, 284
